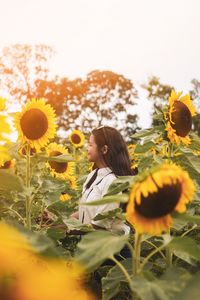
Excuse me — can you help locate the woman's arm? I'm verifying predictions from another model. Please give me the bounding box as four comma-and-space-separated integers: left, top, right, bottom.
70, 211, 79, 219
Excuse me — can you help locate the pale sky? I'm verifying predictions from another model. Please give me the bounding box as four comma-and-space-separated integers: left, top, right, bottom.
0, 0, 200, 128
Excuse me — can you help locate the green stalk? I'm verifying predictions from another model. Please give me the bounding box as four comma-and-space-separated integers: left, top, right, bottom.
7, 207, 25, 225
126, 241, 134, 272
133, 232, 143, 275
165, 229, 173, 267
39, 202, 45, 229
139, 243, 166, 272
165, 247, 173, 268
25, 143, 31, 230
143, 239, 166, 260
110, 255, 132, 287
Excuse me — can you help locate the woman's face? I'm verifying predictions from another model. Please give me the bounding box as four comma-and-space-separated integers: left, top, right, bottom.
87, 134, 99, 162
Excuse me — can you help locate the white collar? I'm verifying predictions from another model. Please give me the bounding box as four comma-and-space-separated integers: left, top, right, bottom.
97, 167, 113, 176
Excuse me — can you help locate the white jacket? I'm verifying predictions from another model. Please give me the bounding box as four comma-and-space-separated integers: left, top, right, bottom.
79, 167, 130, 234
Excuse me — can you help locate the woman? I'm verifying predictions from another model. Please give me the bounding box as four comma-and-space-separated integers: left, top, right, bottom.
71, 126, 134, 234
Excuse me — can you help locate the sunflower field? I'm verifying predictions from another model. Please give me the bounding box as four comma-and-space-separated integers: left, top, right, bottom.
0, 90, 200, 300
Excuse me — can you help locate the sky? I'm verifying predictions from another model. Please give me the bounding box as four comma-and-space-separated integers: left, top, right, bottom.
0, 0, 200, 128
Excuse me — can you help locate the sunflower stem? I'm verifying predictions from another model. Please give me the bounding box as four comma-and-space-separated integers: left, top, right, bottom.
167, 142, 174, 158
74, 147, 79, 176
133, 232, 143, 276
165, 247, 173, 268
139, 243, 166, 272
143, 239, 166, 260
25, 143, 31, 230
6, 207, 25, 225
125, 241, 135, 276
109, 255, 132, 287
39, 202, 46, 229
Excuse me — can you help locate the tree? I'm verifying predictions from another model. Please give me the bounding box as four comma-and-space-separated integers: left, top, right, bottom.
35, 70, 138, 140
142, 76, 174, 126
142, 76, 173, 109
34, 76, 71, 115
0, 44, 54, 104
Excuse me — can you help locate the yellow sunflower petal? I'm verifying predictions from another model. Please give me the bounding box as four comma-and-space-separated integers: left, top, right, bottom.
46, 142, 75, 180
69, 130, 85, 148
14, 99, 57, 150
126, 163, 195, 235
165, 91, 196, 146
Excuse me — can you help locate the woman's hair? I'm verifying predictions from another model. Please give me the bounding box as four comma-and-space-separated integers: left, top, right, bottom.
91, 126, 134, 177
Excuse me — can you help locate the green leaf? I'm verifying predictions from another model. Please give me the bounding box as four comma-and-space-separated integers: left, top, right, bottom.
172, 212, 200, 226
106, 176, 135, 196
130, 276, 169, 300
157, 267, 192, 298
75, 231, 128, 272
138, 155, 156, 172
171, 217, 188, 231
40, 177, 67, 205
61, 217, 94, 232
35, 153, 74, 162
82, 193, 128, 206
172, 154, 200, 181
93, 208, 125, 221
168, 236, 200, 262
102, 258, 132, 300
130, 268, 191, 300
188, 133, 200, 151
9, 222, 59, 257
0, 170, 23, 192
47, 226, 67, 241
174, 272, 200, 300
135, 142, 156, 154
131, 126, 164, 139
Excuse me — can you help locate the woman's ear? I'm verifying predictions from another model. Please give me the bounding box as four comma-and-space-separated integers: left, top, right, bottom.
101, 145, 108, 155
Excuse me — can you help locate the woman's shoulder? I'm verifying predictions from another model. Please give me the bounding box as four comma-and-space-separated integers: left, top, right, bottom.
82, 168, 98, 188
96, 172, 117, 192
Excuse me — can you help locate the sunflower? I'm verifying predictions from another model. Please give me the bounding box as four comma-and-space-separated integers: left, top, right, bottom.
14, 99, 57, 150
0, 98, 11, 141
131, 162, 138, 175
15, 260, 93, 300
0, 223, 93, 300
19, 145, 37, 157
128, 144, 136, 151
0, 222, 36, 273
126, 163, 195, 235
60, 193, 71, 202
193, 150, 200, 156
47, 143, 75, 180
0, 97, 6, 111
165, 91, 196, 146
67, 175, 78, 190
0, 159, 14, 169
0, 145, 13, 169
69, 130, 85, 148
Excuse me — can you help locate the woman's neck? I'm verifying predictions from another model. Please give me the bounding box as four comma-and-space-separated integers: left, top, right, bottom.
96, 161, 108, 169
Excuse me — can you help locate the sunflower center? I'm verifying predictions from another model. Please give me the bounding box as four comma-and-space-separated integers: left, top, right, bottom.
71, 134, 81, 144
49, 150, 68, 173
170, 102, 192, 137
20, 108, 48, 140
135, 182, 182, 219
21, 146, 36, 156
0, 160, 12, 169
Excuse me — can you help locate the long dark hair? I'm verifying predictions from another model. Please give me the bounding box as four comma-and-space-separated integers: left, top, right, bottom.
91, 126, 133, 176
85, 127, 134, 214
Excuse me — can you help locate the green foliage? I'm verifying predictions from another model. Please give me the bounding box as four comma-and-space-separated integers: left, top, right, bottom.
75, 231, 128, 272
102, 258, 132, 300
